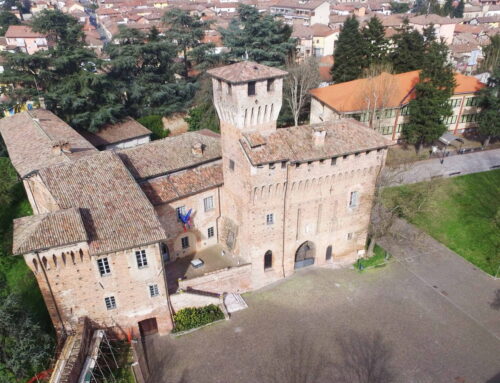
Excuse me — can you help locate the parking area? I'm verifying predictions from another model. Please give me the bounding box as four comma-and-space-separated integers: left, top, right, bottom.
142, 261, 500, 383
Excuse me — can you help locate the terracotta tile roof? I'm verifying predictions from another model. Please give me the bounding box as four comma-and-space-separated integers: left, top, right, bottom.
409, 14, 461, 25
0, 110, 98, 178
207, 61, 288, 84
141, 163, 223, 205
118, 131, 221, 180
270, 0, 327, 10
37, 151, 166, 255
311, 23, 336, 37
310, 71, 485, 113
13, 208, 88, 255
5, 25, 45, 38
241, 121, 391, 165
78, 117, 151, 147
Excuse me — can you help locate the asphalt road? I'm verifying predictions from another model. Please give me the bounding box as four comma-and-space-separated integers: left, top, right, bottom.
385, 148, 500, 186
142, 263, 500, 383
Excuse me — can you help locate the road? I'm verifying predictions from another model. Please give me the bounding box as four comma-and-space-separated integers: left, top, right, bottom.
385, 148, 500, 186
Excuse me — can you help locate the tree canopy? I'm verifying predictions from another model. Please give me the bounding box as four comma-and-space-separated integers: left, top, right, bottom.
221, 4, 296, 67
390, 18, 425, 73
0, 11, 19, 36
477, 65, 500, 145
362, 17, 389, 68
331, 16, 365, 83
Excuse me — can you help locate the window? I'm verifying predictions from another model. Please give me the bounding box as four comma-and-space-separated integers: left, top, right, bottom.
266, 213, 274, 225
217, 79, 221, 90
176, 206, 186, 221
466, 97, 478, 106
181, 236, 189, 249
264, 250, 272, 270
269, 163, 275, 169
401, 105, 410, 116
331, 157, 337, 165
396, 124, 405, 133
267, 79, 275, 92
204, 196, 214, 212
347, 233, 353, 240
105, 296, 116, 310
383, 109, 394, 118
97, 258, 110, 276
461, 113, 478, 123
149, 284, 159, 297
349, 191, 359, 208
378, 126, 393, 135
207, 226, 214, 238
229, 159, 235, 171
326, 245, 332, 261
136, 250, 148, 268
248, 81, 256, 96
227, 83, 232, 95
281, 161, 287, 169
448, 98, 461, 108
442, 115, 457, 125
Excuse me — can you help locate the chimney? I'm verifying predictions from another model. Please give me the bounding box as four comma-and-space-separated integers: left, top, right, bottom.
191, 142, 204, 157
52, 140, 71, 155
313, 128, 326, 146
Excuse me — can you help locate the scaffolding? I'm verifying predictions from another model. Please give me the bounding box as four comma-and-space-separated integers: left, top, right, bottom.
78, 330, 120, 383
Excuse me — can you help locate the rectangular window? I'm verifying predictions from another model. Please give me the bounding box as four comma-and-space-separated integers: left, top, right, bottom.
217, 79, 221, 90
396, 124, 405, 133
97, 258, 110, 276
378, 126, 393, 135
204, 196, 214, 212
401, 105, 410, 116
248, 81, 256, 96
331, 157, 337, 165
448, 98, 461, 108
349, 191, 359, 208
347, 233, 353, 240
181, 236, 189, 249
266, 213, 274, 225
104, 296, 116, 310
149, 284, 159, 297
176, 206, 186, 221
229, 159, 235, 171
281, 161, 287, 169
136, 250, 148, 268
466, 97, 478, 107
227, 83, 232, 95
207, 226, 214, 238
267, 79, 275, 92
442, 115, 457, 125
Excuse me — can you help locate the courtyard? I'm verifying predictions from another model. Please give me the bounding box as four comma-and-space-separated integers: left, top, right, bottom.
141, 259, 500, 383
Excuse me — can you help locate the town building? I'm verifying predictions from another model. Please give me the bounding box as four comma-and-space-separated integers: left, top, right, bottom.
270, 0, 331, 25
4, 25, 49, 54
0, 62, 389, 339
309, 70, 485, 141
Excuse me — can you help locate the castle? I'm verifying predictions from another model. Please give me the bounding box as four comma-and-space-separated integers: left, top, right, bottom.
0, 61, 390, 338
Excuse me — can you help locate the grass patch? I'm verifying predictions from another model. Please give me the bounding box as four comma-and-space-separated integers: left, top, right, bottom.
383, 170, 500, 276
355, 245, 390, 271
173, 304, 225, 333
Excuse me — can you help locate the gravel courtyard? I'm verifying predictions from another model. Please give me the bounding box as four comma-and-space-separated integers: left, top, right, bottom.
142, 263, 500, 383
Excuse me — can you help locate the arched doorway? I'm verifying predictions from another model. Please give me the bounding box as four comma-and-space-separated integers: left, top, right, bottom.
264, 250, 272, 270
326, 245, 332, 261
294, 241, 315, 269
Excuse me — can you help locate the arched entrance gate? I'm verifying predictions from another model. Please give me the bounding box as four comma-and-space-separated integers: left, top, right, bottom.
294, 241, 315, 269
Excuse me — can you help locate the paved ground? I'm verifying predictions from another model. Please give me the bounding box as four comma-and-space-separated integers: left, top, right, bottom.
142, 261, 500, 382
385, 148, 500, 186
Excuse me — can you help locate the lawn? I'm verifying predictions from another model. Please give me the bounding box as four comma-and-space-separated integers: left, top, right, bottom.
355, 245, 390, 271
383, 170, 500, 276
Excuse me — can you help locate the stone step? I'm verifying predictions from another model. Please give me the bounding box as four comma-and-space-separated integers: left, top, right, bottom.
224, 293, 248, 313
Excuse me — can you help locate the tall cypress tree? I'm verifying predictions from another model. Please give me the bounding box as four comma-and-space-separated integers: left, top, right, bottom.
331, 16, 365, 83
389, 18, 425, 73
453, 0, 464, 18
477, 66, 500, 146
403, 40, 456, 151
362, 17, 389, 67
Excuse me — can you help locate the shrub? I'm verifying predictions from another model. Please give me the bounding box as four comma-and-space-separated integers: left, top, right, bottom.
173, 304, 224, 333
137, 115, 169, 140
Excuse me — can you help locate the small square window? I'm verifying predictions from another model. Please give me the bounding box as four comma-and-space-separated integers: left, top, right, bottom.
181, 236, 189, 249
105, 296, 116, 310
229, 159, 235, 171
281, 161, 287, 169
347, 233, 353, 240
136, 250, 148, 268
269, 163, 275, 169
227, 83, 232, 95
248, 81, 256, 96
149, 284, 159, 297
97, 258, 111, 276
204, 196, 214, 212
266, 213, 274, 225
208, 226, 214, 238
331, 157, 337, 165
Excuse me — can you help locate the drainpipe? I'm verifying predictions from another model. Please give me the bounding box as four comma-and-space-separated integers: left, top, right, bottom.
281, 162, 290, 278
36, 251, 67, 338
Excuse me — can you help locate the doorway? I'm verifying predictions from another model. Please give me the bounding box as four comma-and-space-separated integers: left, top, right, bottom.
294, 241, 315, 269
139, 318, 158, 337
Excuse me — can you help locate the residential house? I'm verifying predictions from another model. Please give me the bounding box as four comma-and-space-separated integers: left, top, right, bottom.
270, 0, 331, 25
4, 25, 49, 54
409, 14, 459, 45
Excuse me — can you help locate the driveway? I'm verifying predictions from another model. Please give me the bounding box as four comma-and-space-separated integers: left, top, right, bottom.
385, 148, 500, 186
141, 263, 500, 382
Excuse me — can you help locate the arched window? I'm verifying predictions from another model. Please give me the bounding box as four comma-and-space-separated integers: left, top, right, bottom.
32, 258, 39, 273
264, 250, 272, 270
70, 251, 76, 265
79, 249, 84, 262
61, 253, 66, 266
42, 256, 48, 270
52, 254, 57, 268
326, 245, 332, 261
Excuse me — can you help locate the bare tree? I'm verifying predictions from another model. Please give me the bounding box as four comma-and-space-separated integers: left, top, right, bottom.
283, 57, 321, 127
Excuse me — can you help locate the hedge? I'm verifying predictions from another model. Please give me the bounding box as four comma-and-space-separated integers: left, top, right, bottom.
172, 304, 224, 333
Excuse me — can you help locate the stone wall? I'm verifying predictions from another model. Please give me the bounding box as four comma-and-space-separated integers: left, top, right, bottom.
178, 264, 252, 294
170, 291, 221, 312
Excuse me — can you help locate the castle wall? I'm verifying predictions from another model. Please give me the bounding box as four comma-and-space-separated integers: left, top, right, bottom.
24, 242, 172, 339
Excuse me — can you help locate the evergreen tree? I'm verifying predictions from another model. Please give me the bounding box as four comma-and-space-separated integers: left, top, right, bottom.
390, 2, 409, 13
221, 4, 296, 67
162, 8, 214, 78
452, 0, 464, 18
403, 39, 456, 151
477, 65, 500, 146
481, 34, 500, 73
389, 18, 425, 73
442, 0, 453, 16
0, 11, 19, 36
362, 17, 388, 67
331, 16, 365, 83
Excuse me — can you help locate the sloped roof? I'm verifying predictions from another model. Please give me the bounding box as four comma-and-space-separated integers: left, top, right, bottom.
409, 14, 461, 25
5, 25, 45, 38
310, 71, 485, 113
118, 131, 221, 180
0, 110, 98, 178
78, 117, 151, 147
13, 208, 88, 255
141, 163, 223, 205
240, 120, 390, 165
37, 151, 166, 255
207, 61, 288, 84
